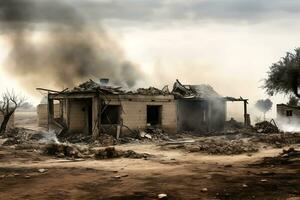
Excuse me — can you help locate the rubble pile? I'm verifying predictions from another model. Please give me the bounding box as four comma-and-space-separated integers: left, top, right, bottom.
58, 133, 93, 144
43, 143, 89, 158
94, 147, 149, 159
139, 127, 170, 141
251, 132, 300, 147
255, 121, 279, 133
43, 143, 150, 160
257, 148, 300, 166
162, 139, 259, 155
71, 79, 125, 94
97, 134, 118, 146
2, 128, 36, 146
129, 87, 170, 96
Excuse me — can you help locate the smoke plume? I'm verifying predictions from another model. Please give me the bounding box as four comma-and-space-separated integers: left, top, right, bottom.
0, 0, 143, 94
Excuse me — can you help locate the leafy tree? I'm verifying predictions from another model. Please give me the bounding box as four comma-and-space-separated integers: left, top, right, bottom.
264, 48, 300, 97
287, 96, 299, 107
255, 99, 273, 120
0, 91, 25, 134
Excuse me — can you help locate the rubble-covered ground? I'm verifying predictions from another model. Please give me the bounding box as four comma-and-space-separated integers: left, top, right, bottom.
0, 112, 300, 200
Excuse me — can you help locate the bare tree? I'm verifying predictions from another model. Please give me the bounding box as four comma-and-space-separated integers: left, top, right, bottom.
0, 90, 25, 134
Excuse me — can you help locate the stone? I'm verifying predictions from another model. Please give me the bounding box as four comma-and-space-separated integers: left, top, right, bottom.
158, 194, 168, 199
38, 169, 47, 173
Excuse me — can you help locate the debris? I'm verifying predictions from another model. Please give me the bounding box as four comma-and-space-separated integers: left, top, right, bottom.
172, 79, 221, 99
162, 139, 259, 155
260, 179, 268, 182
38, 169, 47, 173
134, 87, 170, 96
201, 188, 208, 192
25, 175, 31, 179
145, 134, 152, 139
253, 148, 300, 166
158, 194, 168, 199
252, 132, 300, 147
43, 143, 87, 158
94, 147, 150, 160
242, 184, 248, 188
255, 121, 279, 133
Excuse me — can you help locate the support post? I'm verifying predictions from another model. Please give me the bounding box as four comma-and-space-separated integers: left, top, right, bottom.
48, 96, 54, 131
92, 96, 100, 139
243, 100, 248, 126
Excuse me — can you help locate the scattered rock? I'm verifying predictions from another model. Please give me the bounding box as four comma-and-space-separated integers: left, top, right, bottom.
201, 188, 208, 192
38, 169, 47, 173
158, 193, 168, 199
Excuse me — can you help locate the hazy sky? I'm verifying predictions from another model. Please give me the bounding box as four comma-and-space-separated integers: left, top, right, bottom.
1, 0, 299, 121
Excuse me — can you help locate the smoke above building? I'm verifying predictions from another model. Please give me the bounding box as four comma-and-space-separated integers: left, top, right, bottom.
0, 0, 143, 94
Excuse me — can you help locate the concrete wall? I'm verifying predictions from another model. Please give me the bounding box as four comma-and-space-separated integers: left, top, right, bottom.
0, 113, 14, 129
102, 95, 177, 135
37, 104, 60, 128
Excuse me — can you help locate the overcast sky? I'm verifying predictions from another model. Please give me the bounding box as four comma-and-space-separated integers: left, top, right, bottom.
1, 0, 300, 120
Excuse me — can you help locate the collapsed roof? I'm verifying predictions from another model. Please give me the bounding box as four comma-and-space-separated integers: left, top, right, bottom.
46, 79, 171, 96
39, 79, 243, 101
172, 79, 221, 99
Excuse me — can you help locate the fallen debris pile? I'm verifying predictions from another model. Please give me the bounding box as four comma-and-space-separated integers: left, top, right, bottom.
94, 147, 150, 159
255, 121, 279, 133
162, 139, 259, 155
129, 86, 170, 96
251, 132, 300, 147
254, 148, 300, 166
72, 79, 125, 94
1, 128, 41, 146
58, 133, 93, 144
43, 143, 150, 159
139, 127, 170, 141
43, 143, 89, 158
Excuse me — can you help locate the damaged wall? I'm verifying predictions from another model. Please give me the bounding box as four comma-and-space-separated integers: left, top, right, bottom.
37, 103, 60, 128
101, 95, 177, 135
176, 98, 226, 133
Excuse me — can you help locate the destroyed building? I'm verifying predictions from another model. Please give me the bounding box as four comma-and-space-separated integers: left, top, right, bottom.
37, 97, 61, 128
42, 80, 177, 138
173, 80, 249, 132
38, 79, 249, 138
277, 104, 300, 129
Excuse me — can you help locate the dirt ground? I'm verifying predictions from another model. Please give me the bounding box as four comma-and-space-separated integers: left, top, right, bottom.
0, 143, 299, 200
1, 112, 299, 200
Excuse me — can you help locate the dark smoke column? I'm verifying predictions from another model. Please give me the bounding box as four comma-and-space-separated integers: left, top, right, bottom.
0, 0, 143, 94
